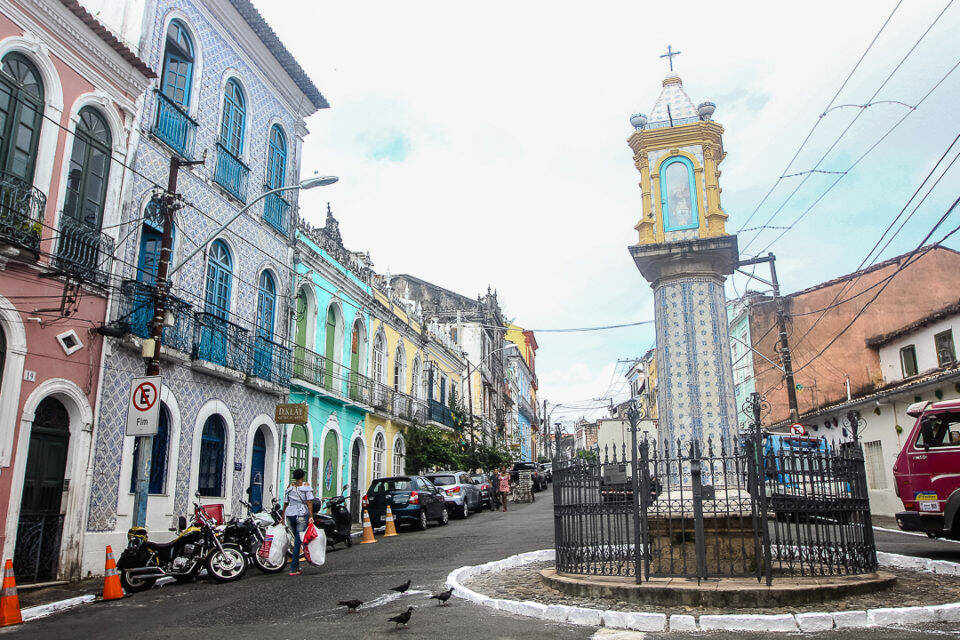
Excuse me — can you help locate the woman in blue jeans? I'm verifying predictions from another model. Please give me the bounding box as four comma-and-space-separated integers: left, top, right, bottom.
283, 468, 314, 576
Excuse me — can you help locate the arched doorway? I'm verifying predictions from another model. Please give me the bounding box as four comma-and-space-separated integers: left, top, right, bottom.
350, 438, 363, 523
249, 428, 266, 511
321, 429, 338, 498
14, 397, 69, 583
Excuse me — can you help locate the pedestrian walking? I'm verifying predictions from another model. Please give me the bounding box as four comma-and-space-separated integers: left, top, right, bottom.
283, 469, 314, 576
496, 467, 511, 512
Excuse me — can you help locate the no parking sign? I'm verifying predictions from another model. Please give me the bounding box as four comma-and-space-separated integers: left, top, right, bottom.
126, 375, 162, 436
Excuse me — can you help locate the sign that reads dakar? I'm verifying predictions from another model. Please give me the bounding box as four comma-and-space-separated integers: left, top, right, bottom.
275, 402, 308, 424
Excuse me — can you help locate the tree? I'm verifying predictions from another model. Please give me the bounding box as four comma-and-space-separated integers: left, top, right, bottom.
403, 422, 463, 474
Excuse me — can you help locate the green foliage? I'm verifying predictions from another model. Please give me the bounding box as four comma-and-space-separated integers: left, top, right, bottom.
537, 455, 550, 463
576, 449, 598, 462
403, 423, 463, 474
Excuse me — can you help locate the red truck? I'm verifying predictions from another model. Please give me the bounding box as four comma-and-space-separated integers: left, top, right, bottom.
893, 399, 960, 539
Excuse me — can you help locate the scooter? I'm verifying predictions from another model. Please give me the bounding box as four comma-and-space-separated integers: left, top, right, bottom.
313, 485, 353, 549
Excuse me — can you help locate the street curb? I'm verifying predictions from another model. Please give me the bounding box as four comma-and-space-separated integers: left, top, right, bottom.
873, 525, 960, 544
446, 548, 960, 633
22, 595, 97, 621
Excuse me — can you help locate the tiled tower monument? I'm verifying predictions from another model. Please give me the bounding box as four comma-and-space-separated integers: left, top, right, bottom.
627, 62, 739, 450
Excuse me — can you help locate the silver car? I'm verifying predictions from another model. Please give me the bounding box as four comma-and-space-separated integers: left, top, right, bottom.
425, 471, 481, 519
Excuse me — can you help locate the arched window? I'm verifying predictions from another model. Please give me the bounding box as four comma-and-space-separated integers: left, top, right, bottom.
373, 332, 386, 384
411, 357, 422, 399
348, 320, 363, 400
63, 107, 111, 228
289, 424, 308, 482
198, 414, 226, 497
323, 305, 341, 392
392, 437, 405, 475
659, 156, 698, 231
220, 79, 245, 156
130, 405, 169, 494
161, 19, 194, 108
0, 52, 44, 183
393, 345, 406, 392
373, 432, 385, 480
204, 239, 232, 319
253, 271, 277, 379
266, 125, 286, 190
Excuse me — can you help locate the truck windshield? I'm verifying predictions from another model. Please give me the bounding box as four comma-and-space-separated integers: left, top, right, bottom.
917, 412, 960, 448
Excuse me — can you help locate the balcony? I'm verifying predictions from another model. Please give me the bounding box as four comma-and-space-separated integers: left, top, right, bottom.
214, 143, 249, 202
292, 346, 377, 406
151, 90, 197, 160
0, 170, 45, 255
193, 311, 249, 372
115, 280, 193, 353
393, 391, 427, 424
429, 399, 457, 429
250, 335, 292, 386
262, 190, 290, 235
53, 216, 114, 286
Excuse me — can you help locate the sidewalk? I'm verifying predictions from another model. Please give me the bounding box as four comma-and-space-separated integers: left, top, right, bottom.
18, 578, 102, 609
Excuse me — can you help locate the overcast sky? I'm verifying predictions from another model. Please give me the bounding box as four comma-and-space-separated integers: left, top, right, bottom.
255, 1, 960, 426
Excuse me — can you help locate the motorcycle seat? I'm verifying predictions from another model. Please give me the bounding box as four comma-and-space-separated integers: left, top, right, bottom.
144, 539, 179, 551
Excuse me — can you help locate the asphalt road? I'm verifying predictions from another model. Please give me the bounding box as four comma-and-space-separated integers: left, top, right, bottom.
11, 497, 960, 639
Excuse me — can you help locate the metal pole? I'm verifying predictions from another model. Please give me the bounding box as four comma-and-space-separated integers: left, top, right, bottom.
768, 253, 800, 423
629, 406, 642, 584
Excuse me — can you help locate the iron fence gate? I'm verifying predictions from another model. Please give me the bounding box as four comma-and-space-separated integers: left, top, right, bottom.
553, 394, 877, 584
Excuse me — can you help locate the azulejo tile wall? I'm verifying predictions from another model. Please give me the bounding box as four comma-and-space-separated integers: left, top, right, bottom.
653, 275, 737, 454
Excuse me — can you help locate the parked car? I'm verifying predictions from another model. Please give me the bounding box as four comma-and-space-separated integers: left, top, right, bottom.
471, 473, 497, 510
894, 400, 960, 539
425, 471, 482, 518
510, 461, 547, 492
363, 476, 449, 531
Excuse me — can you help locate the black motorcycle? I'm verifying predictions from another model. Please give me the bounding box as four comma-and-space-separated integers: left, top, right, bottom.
221, 498, 287, 573
117, 499, 247, 592
312, 492, 353, 549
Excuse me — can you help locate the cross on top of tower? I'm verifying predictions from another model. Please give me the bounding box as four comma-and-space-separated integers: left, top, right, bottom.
660, 45, 681, 72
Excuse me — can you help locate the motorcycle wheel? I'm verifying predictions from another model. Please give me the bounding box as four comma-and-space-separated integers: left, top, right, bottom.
345, 532, 353, 548
205, 545, 247, 583
251, 548, 287, 573
120, 570, 157, 593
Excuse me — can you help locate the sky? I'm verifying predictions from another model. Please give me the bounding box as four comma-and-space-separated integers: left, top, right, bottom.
255, 0, 960, 427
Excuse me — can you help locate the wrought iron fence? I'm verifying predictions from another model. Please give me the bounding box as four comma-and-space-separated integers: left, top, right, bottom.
429, 398, 457, 428
13, 513, 64, 584
249, 335, 292, 386
553, 395, 877, 584
263, 190, 290, 235
152, 90, 197, 159
193, 311, 249, 371
116, 280, 194, 352
214, 143, 249, 202
0, 170, 45, 254
53, 216, 114, 285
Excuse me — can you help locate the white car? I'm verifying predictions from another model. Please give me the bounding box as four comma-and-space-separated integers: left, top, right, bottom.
425, 471, 482, 519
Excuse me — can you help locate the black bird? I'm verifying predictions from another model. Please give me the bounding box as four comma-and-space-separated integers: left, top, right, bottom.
338, 599, 363, 613
430, 587, 453, 605
388, 606, 414, 629
391, 579, 412, 593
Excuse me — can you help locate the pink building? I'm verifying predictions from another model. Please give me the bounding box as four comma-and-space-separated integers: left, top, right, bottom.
0, 0, 153, 583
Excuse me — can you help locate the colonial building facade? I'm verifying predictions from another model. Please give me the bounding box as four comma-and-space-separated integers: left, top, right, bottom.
79, 0, 326, 576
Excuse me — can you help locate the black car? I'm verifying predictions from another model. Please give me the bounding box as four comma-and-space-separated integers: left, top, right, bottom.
363, 476, 449, 531
510, 461, 547, 492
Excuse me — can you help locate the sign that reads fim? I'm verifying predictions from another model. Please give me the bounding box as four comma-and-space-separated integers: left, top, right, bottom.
275, 403, 308, 424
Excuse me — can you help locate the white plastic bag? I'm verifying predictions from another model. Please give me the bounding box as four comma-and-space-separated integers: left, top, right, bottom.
263, 523, 290, 567
302, 522, 327, 567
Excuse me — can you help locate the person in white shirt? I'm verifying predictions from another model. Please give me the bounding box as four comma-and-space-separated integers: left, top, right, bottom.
283, 468, 314, 576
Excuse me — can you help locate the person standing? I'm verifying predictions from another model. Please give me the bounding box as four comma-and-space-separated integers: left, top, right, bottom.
497, 468, 511, 512
283, 469, 314, 576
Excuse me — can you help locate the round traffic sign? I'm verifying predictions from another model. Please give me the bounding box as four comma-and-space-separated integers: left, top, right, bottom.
789, 423, 806, 436
132, 381, 158, 412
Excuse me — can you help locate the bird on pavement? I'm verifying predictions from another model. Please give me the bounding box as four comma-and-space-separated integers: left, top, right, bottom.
391, 579, 412, 593
430, 587, 453, 605
338, 599, 363, 613
388, 606, 414, 629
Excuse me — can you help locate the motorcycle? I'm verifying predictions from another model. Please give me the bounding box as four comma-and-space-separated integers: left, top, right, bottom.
312, 486, 353, 549
116, 496, 247, 592
220, 498, 287, 573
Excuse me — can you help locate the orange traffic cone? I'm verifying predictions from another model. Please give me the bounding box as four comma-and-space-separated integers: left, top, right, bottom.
384, 505, 398, 537
0, 560, 22, 627
360, 509, 377, 544
102, 546, 124, 600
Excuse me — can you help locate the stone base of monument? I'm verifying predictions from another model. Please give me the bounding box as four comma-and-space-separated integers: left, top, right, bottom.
540, 568, 896, 607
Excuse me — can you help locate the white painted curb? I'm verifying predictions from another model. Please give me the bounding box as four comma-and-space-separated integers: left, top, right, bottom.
22, 595, 97, 621
445, 548, 960, 633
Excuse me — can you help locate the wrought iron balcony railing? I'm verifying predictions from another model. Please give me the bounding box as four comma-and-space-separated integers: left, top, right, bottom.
429, 399, 457, 429
292, 345, 376, 403
249, 335, 292, 386
53, 216, 114, 285
194, 311, 249, 371
151, 90, 197, 160
262, 189, 290, 235
214, 143, 249, 202
0, 170, 45, 255
115, 280, 194, 352
392, 391, 427, 423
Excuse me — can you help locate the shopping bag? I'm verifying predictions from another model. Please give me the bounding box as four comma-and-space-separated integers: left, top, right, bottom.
301, 522, 326, 567
265, 523, 290, 566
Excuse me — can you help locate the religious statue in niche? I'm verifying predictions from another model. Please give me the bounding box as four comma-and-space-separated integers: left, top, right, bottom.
664, 160, 694, 228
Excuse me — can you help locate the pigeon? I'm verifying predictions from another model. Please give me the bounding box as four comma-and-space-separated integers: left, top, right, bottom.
388, 606, 414, 629
430, 587, 453, 605
390, 579, 412, 593
338, 599, 363, 613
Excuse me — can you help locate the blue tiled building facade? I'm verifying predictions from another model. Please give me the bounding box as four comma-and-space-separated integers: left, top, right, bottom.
82, 0, 326, 573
